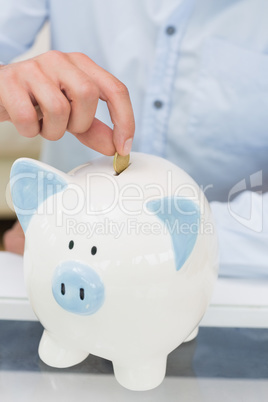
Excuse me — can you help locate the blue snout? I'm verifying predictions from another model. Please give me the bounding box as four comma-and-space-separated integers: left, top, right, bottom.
52, 261, 105, 315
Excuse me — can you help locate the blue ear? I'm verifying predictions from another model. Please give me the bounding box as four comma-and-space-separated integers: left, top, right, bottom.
10, 159, 68, 233
146, 197, 200, 271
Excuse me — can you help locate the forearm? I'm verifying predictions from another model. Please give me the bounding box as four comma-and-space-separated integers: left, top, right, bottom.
0, 0, 48, 63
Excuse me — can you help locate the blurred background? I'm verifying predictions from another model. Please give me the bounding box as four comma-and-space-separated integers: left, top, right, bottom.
0, 23, 49, 249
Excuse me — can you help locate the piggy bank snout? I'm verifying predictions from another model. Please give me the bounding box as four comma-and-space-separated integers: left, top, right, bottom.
52, 261, 105, 315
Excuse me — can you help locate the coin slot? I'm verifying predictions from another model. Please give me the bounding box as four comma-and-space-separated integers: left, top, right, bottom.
113, 163, 131, 176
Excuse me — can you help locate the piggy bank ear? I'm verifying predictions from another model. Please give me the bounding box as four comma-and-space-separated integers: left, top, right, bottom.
10, 158, 68, 233
146, 197, 200, 271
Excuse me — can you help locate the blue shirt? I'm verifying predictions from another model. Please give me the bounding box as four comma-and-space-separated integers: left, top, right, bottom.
1, 0, 268, 277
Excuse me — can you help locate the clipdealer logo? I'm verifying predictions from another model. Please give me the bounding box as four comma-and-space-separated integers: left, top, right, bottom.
227, 171, 263, 232
64, 216, 213, 239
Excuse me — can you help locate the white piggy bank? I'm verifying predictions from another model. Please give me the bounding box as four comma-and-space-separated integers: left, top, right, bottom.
10, 153, 218, 391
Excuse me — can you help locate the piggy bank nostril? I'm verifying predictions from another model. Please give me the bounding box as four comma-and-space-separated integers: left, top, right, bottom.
80, 288, 85, 300
52, 261, 105, 315
61, 283, 65, 295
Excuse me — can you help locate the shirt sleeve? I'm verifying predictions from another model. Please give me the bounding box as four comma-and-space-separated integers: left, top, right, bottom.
0, 0, 48, 63
210, 191, 268, 279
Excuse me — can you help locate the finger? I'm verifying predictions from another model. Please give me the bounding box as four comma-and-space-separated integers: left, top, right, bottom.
29, 78, 71, 141
58, 68, 100, 134
106, 89, 135, 155
73, 117, 115, 155
0, 81, 40, 138
68, 53, 135, 155
36, 52, 100, 138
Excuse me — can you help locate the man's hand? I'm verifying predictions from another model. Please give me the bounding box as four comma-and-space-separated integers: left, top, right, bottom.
0, 51, 135, 155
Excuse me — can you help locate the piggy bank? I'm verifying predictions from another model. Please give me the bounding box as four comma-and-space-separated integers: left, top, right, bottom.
10, 153, 218, 391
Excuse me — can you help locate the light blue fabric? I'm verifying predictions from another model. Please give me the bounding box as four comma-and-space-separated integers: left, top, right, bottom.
139, 0, 196, 157
0, 1, 48, 63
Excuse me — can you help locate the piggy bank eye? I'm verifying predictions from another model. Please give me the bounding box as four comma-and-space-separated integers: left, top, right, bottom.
69, 240, 74, 250
91, 246, 97, 255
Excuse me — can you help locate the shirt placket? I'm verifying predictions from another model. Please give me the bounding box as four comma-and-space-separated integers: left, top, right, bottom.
139, 0, 196, 158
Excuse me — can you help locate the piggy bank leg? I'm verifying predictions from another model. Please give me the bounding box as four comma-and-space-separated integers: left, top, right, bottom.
183, 326, 199, 343
113, 356, 167, 391
38, 329, 89, 368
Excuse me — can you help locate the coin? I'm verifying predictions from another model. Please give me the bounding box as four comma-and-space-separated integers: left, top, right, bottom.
113, 152, 130, 174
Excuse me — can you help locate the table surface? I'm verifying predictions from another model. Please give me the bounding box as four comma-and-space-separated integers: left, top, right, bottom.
0, 321, 267, 401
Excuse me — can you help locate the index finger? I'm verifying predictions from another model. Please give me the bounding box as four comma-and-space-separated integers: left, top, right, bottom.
68, 53, 135, 156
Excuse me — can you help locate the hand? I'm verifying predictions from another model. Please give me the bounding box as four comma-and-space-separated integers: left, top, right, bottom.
3, 220, 24, 255
0, 51, 135, 155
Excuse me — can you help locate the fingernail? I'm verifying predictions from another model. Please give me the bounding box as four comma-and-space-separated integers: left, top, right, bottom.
123, 138, 133, 155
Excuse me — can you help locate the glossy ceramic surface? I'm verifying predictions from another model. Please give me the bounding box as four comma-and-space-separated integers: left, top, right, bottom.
10, 153, 218, 390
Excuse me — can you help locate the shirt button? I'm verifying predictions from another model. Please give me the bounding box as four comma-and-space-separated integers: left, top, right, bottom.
153, 100, 163, 109
166, 26, 176, 35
